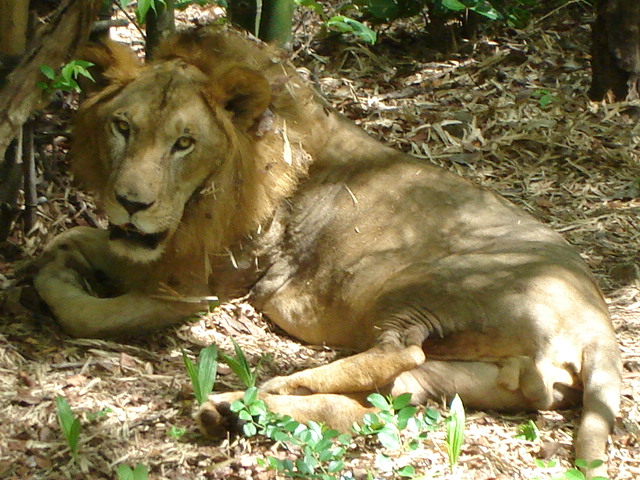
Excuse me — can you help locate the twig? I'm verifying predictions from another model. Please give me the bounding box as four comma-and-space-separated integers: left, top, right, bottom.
114, 2, 146, 41
22, 120, 36, 234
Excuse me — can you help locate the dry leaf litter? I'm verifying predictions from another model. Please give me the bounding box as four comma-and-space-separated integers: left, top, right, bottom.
0, 4, 638, 480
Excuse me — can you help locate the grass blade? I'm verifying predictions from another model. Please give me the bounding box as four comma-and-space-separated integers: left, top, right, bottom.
197, 344, 218, 403
446, 394, 465, 471
182, 350, 202, 404
55, 396, 80, 459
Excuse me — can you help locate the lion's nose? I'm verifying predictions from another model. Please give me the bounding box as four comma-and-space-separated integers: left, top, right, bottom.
116, 194, 155, 216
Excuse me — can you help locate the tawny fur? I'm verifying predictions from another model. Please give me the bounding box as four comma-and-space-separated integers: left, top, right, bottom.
33, 28, 621, 478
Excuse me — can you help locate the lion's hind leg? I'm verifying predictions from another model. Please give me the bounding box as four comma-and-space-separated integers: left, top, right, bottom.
196, 343, 425, 438
389, 358, 580, 412
197, 391, 376, 438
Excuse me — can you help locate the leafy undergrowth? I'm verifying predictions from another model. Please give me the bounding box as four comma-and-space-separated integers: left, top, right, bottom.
1, 3, 639, 480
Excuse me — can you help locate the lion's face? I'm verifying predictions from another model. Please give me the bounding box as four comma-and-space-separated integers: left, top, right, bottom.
94, 63, 227, 261
72, 44, 273, 263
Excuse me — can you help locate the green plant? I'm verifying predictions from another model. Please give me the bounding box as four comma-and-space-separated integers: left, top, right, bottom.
116, 463, 149, 480
230, 388, 352, 479
445, 394, 465, 471
37, 60, 94, 93
86, 407, 112, 422
353, 392, 439, 475
55, 396, 81, 461
182, 344, 218, 405
219, 338, 266, 388
532, 459, 610, 480
295, 0, 377, 44
354, 393, 439, 451
228, 387, 290, 437
168, 425, 187, 439
532, 89, 556, 108
261, 421, 352, 479
516, 419, 540, 441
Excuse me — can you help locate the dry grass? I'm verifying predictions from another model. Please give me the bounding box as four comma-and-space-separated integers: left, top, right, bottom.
1, 4, 639, 480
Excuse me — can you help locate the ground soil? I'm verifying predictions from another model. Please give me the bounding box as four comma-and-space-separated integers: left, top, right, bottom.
0, 3, 639, 480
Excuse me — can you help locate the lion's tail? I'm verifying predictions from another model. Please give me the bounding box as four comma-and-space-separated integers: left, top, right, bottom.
575, 338, 621, 476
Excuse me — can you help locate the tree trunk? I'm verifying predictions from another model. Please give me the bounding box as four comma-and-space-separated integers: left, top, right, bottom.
0, 0, 29, 57
0, 0, 103, 164
0, 0, 30, 239
146, 0, 175, 60
590, 0, 640, 101
227, 0, 294, 48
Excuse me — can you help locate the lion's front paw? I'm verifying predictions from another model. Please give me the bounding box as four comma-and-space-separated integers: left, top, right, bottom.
196, 392, 246, 438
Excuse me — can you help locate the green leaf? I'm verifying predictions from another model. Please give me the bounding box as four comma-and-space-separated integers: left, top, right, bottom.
377, 428, 401, 450
328, 459, 344, 473
68, 419, 80, 455
220, 338, 257, 388
469, 1, 502, 21
116, 464, 134, 480
516, 419, 539, 441
564, 469, 586, 480
446, 394, 465, 470
441, 0, 467, 11
132, 464, 149, 480
197, 344, 218, 403
243, 422, 257, 437
55, 396, 80, 457
398, 464, 416, 477
40, 65, 56, 80
374, 453, 394, 473
136, 0, 164, 23
367, 393, 390, 410
326, 16, 377, 45
244, 386, 258, 405
294, 0, 324, 15
392, 392, 413, 410
182, 350, 202, 404
365, 0, 399, 20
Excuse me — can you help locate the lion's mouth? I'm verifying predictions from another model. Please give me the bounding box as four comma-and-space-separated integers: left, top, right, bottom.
109, 223, 168, 250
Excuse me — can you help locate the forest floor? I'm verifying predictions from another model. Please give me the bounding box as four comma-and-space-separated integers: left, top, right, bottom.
0, 3, 639, 480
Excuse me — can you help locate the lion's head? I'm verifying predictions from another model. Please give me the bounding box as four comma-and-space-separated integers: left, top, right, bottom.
71, 29, 318, 264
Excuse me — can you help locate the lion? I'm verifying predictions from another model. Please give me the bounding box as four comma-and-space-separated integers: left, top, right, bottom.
33, 28, 621, 476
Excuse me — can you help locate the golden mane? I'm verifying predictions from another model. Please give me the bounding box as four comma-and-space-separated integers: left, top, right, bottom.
70, 28, 332, 280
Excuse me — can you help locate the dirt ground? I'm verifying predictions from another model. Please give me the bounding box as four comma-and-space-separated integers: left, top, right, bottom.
1, 3, 639, 480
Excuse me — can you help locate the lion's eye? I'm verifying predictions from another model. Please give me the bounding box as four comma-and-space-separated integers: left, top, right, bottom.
113, 119, 130, 136
173, 136, 195, 152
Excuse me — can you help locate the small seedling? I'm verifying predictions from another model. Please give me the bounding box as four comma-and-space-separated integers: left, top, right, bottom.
37, 60, 94, 93
86, 407, 112, 422
565, 459, 609, 480
55, 396, 81, 461
516, 419, 540, 441
445, 394, 465, 471
182, 344, 218, 405
168, 425, 187, 439
532, 88, 556, 108
116, 463, 149, 480
219, 338, 264, 388
354, 393, 439, 451
231, 388, 351, 478
354, 392, 439, 475
532, 458, 610, 480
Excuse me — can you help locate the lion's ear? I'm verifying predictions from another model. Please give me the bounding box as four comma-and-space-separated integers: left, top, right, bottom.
77, 39, 142, 95
216, 67, 272, 131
